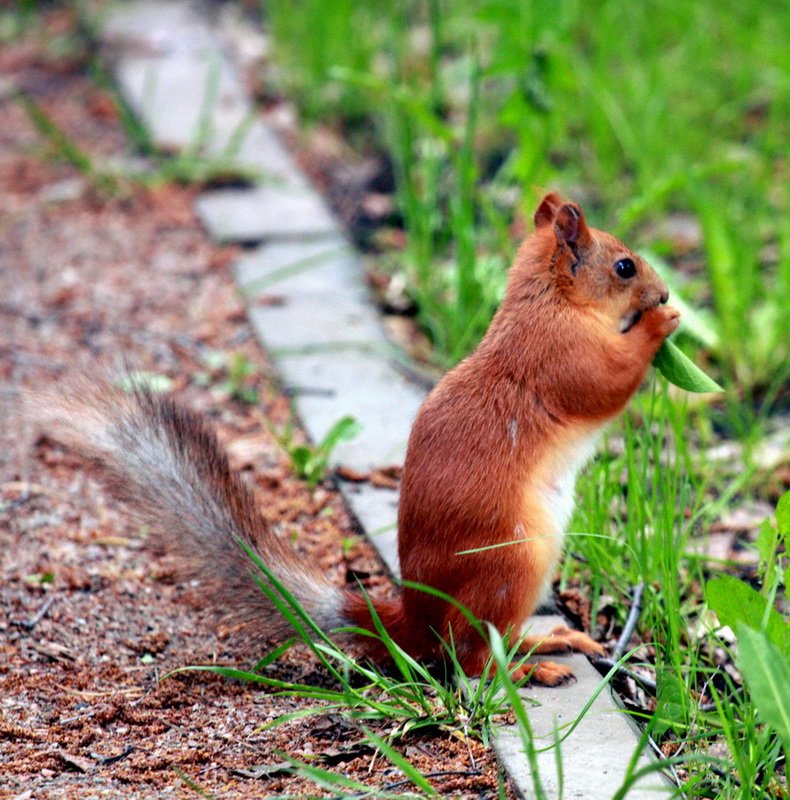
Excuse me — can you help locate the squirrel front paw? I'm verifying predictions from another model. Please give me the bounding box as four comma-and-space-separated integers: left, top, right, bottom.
643, 305, 681, 339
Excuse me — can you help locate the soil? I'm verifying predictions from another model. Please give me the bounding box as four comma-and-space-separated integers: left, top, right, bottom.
0, 10, 513, 799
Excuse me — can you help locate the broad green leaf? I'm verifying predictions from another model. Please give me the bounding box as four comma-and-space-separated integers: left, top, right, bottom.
754, 495, 790, 592
777, 491, 790, 538
756, 517, 784, 593
653, 338, 723, 393
706, 575, 790, 659
653, 670, 687, 737
737, 624, 790, 756
756, 518, 779, 569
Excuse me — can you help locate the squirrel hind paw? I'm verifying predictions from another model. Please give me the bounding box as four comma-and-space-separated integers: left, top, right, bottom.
548, 624, 605, 657
524, 625, 604, 657
519, 660, 576, 686
484, 660, 575, 685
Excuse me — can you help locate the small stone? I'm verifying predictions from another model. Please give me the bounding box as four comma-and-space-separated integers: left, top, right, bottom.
41, 178, 85, 203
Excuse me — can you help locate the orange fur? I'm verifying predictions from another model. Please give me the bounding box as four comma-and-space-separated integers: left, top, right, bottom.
347, 193, 678, 679
41, 194, 679, 685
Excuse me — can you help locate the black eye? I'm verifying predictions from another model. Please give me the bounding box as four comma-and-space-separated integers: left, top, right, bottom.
615, 258, 636, 279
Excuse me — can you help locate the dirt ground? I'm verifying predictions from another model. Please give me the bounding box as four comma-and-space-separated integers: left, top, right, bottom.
0, 11, 512, 799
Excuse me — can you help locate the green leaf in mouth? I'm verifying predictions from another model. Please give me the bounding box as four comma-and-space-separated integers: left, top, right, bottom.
653, 338, 723, 393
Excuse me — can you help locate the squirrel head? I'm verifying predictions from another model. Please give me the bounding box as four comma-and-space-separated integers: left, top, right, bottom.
532, 193, 669, 333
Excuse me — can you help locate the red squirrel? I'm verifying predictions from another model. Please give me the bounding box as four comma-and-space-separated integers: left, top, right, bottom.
40, 193, 680, 685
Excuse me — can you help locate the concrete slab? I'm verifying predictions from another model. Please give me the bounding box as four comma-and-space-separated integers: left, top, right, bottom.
227, 120, 307, 184
112, 51, 244, 153
254, 347, 420, 471
100, 0, 214, 48
237, 240, 384, 346
494, 616, 671, 799
339, 481, 400, 575
101, 1, 311, 185
102, 1, 246, 152
235, 239, 364, 299
197, 184, 339, 242
237, 240, 424, 470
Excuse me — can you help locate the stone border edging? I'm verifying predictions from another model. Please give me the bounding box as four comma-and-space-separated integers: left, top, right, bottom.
94, 3, 672, 797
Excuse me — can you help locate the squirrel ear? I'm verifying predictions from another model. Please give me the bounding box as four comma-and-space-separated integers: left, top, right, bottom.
554, 202, 591, 247
533, 192, 563, 228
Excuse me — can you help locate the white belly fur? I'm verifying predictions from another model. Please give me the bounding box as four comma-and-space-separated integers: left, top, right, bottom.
533, 429, 601, 602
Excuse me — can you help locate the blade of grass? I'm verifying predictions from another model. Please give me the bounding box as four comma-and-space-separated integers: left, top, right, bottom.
361, 726, 439, 797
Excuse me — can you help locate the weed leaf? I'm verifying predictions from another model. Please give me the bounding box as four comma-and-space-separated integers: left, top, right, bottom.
777, 491, 790, 538
320, 415, 363, 453
654, 670, 686, 737
736, 624, 790, 756
706, 575, 790, 658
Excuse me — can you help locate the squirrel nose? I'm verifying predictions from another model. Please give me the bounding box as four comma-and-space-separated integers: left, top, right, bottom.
659, 289, 669, 305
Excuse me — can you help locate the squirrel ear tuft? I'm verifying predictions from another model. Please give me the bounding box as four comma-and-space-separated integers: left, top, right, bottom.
533, 192, 563, 228
554, 202, 590, 246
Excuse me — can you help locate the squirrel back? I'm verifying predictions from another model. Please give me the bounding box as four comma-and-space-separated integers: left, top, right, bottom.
39, 194, 679, 683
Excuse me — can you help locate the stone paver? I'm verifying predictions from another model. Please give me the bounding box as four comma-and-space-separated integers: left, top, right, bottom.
494, 616, 670, 799
337, 482, 400, 573
97, 3, 674, 797
236, 238, 424, 471
235, 239, 368, 306
101, 0, 320, 188
197, 184, 339, 242
101, 0, 247, 153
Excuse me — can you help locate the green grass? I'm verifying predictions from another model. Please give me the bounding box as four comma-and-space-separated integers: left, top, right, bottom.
263, 0, 790, 396
565, 385, 790, 798
186, 547, 523, 743
174, 546, 549, 795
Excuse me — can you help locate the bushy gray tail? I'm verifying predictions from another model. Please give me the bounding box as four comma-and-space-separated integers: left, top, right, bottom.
35, 380, 348, 642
